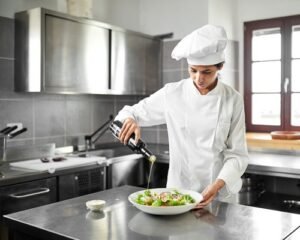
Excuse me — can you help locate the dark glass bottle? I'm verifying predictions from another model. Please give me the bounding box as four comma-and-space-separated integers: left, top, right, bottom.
109, 120, 156, 162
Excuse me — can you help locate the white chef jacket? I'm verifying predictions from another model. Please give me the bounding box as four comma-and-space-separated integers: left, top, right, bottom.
115, 78, 249, 201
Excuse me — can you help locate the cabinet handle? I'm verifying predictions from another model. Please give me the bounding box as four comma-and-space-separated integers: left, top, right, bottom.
9, 188, 50, 199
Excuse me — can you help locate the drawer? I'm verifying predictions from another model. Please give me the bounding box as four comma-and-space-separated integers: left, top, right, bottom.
0, 178, 57, 217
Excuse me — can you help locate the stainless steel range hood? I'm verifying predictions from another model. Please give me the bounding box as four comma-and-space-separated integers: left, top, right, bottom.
14, 8, 162, 95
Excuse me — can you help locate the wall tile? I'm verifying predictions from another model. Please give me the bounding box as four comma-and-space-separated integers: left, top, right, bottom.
65, 96, 92, 136
34, 97, 65, 138
115, 95, 137, 115
0, 59, 14, 92
7, 138, 34, 148
95, 131, 115, 144
0, 99, 33, 139
162, 70, 181, 85
141, 127, 158, 143
182, 58, 189, 70
158, 129, 169, 144
35, 136, 65, 148
158, 124, 167, 130
182, 69, 190, 79
163, 40, 181, 70
0, 17, 14, 58
93, 98, 115, 130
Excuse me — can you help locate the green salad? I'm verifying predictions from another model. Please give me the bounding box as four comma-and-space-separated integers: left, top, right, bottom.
135, 189, 195, 207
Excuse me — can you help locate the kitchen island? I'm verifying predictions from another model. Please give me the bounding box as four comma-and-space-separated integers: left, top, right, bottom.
3, 185, 300, 240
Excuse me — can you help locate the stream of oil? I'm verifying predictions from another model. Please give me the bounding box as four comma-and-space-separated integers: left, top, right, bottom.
147, 161, 154, 189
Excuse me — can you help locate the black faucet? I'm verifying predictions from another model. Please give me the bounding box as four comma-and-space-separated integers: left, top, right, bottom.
85, 115, 114, 151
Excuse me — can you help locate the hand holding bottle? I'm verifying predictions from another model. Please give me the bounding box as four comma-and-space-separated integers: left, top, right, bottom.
110, 118, 156, 162
118, 118, 141, 145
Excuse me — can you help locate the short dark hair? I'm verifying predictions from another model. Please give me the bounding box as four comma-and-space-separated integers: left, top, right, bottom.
215, 62, 225, 69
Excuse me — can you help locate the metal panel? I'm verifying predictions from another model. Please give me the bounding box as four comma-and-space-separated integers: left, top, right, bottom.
0, 177, 56, 216
58, 167, 106, 201
106, 155, 147, 189
15, 8, 43, 92
111, 30, 160, 94
15, 8, 161, 95
45, 15, 109, 94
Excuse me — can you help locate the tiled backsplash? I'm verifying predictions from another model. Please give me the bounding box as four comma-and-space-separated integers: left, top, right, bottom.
0, 16, 238, 149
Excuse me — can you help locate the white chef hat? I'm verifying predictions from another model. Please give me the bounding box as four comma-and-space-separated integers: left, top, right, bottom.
171, 24, 227, 65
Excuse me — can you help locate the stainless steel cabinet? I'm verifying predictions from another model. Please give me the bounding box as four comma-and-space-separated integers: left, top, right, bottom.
106, 155, 148, 189
15, 8, 110, 94
0, 177, 57, 240
15, 8, 162, 95
45, 16, 109, 94
58, 167, 106, 201
111, 30, 161, 94
0, 178, 57, 217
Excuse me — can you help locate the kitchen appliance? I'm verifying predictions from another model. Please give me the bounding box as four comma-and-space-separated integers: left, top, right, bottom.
109, 120, 156, 162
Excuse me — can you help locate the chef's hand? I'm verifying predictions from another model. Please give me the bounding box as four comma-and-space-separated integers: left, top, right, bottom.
118, 118, 141, 145
195, 179, 225, 208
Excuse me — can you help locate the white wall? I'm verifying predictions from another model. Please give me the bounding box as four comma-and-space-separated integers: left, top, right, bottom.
95, 0, 140, 31
139, 0, 209, 40
208, 0, 238, 40
0, 0, 58, 18
237, 0, 300, 22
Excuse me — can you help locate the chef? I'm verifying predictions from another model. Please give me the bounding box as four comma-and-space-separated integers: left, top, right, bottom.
115, 24, 249, 207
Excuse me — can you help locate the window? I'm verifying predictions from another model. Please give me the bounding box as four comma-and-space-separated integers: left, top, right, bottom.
244, 16, 300, 132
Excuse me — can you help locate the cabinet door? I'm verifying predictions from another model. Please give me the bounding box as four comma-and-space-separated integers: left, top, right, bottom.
0, 178, 57, 216
58, 167, 106, 201
45, 15, 110, 94
111, 30, 160, 94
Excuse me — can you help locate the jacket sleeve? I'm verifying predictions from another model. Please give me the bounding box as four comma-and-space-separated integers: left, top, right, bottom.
217, 94, 249, 195
115, 87, 167, 126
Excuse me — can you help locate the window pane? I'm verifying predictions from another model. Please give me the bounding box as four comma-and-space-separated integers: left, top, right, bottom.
252, 61, 281, 92
292, 59, 300, 92
292, 25, 300, 58
252, 28, 281, 61
291, 93, 300, 126
252, 94, 281, 125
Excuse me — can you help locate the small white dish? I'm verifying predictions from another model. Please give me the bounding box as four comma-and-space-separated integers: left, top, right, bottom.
86, 200, 106, 212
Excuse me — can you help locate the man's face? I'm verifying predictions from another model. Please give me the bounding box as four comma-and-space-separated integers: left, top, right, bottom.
188, 65, 221, 93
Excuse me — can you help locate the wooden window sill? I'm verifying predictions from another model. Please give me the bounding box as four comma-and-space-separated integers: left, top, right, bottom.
246, 132, 300, 151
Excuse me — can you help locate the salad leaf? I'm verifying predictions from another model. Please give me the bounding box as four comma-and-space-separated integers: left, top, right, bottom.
134, 190, 195, 207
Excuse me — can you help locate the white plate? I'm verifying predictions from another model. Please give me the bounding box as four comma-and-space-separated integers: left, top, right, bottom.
128, 188, 203, 215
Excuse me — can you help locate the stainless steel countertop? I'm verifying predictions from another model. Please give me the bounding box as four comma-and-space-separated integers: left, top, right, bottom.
246, 151, 300, 178
4, 185, 300, 240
